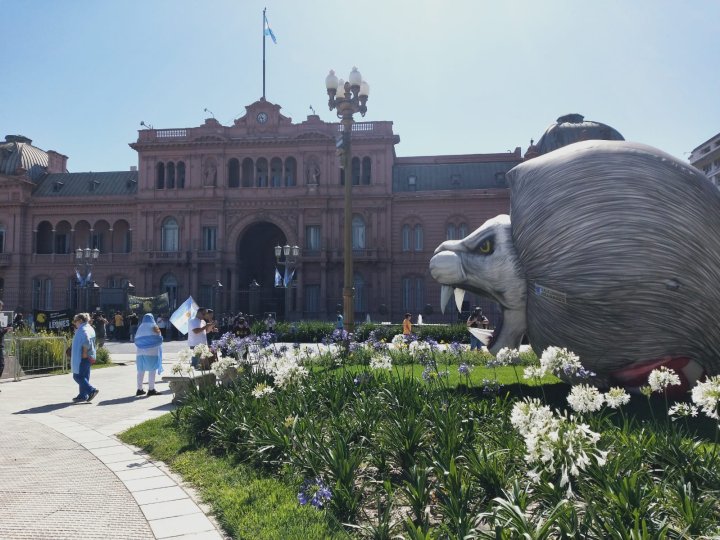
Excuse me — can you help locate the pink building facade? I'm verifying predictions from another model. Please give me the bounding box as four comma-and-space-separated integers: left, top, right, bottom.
0, 99, 522, 323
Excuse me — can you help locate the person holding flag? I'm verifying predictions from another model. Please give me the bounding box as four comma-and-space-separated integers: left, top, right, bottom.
134, 313, 163, 396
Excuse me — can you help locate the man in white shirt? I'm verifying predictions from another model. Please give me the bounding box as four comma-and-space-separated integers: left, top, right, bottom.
188, 308, 215, 367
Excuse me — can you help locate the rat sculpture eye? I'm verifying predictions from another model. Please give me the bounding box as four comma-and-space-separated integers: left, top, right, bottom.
478, 239, 494, 254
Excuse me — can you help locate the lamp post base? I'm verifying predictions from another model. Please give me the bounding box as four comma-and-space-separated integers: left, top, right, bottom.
343, 286, 355, 333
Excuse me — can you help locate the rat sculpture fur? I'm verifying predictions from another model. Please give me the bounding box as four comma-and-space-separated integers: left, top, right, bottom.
430, 140, 719, 387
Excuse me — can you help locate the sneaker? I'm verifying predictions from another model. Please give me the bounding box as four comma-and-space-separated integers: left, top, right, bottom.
72, 396, 84, 402
86, 389, 99, 402
136, 389, 146, 396
146, 389, 161, 396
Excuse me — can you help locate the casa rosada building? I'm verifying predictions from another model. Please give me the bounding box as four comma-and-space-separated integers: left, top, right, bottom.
0, 98, 522, 323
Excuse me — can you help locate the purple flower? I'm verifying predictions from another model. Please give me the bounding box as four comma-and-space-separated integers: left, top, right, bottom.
458, 363, 472, 375
298, 477, 332, 509
450, 341, 463, 353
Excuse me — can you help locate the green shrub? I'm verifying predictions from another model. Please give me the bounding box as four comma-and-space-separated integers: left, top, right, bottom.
94, 346, 111, 364
10, 330, 69, 372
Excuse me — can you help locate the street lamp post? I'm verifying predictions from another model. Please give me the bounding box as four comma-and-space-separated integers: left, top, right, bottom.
75, 247, 100, 312
326, 67, 369, 333
212, 280, 223, 312
274, 244, 300, 319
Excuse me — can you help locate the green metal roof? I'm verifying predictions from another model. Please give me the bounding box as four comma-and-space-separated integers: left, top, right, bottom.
33, 171, 138, 197
0, 137, 49, 181
392, 160, 518, 192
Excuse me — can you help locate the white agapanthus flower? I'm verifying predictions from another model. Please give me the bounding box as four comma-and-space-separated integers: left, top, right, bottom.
496, 347, 521, 366
523, 366, 546, 380
567, 384, 604, 413
177, 348, 193, 363
210, 356, 238, 378
648, 366, 681, 393
171, 360, 194, 376
540, 346, 583, 377
251, 383, 274, 398
690, 375, 720, 420
390, 334, 406, 349
510, 398, 554, 437
514, 405, 607, 497
408, 340, 430, 354
369, 355, 393, 370
604, 387, 631, 409
193, 343, 214, 359
265, 356, 309, 388
668, 402, 700, 420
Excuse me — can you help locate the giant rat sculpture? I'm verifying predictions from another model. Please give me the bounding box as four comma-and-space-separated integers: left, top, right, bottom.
430, 140, 719, 387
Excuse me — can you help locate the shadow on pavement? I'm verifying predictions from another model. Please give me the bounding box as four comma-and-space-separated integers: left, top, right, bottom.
14, 401, 89, 414
97, 395, 144, 406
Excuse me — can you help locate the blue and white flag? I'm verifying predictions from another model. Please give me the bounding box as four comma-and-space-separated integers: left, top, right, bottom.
264, 12, 277, 44
274, 268, 282, 287
284, 267, 295, 287
75, 269, 83, 285
169, 296, 199, 335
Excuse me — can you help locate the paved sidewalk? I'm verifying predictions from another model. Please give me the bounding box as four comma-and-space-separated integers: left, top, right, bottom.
0, 342, 226, 540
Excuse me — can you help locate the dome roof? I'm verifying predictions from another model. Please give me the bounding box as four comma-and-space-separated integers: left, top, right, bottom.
0, 135, 49, 181
527, 114, 624, 158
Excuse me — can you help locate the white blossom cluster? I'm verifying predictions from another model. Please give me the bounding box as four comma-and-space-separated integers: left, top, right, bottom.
495, 347, 521, 366
390, 334, 407, 349
539, 346, 583, 377
193, 343, 214, 359
210, 356, 238, 378
648, 367, 681, 393
510, 398, 608, 496
668, 403, 699, 420
566, 385, 631, 413
170, 360, 194, 376
264, 356, 309, 388
690, 375, 720, 420
369, 355, 393, 371
251, 383, 275, 398
177, 348, 193, 363
566, 385, 604, 413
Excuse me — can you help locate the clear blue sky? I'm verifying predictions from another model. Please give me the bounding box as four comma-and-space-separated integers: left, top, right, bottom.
1, 0, 718, 172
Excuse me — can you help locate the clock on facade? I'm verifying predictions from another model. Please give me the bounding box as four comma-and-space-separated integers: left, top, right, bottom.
256, 112, 269, 124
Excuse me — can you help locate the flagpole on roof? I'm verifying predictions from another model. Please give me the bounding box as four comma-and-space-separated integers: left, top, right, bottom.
262, 7, 266, 99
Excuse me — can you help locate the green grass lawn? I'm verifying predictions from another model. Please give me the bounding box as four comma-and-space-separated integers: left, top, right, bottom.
120, 414, 348, 540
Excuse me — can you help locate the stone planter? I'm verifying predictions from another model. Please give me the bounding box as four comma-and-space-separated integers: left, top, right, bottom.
163, 372, 216, 404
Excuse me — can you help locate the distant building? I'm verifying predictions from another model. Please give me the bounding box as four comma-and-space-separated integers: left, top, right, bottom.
689, 132, 720, 187
0, 99, 522, 323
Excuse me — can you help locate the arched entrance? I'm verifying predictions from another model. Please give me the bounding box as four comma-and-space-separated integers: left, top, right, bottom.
236, 222, 288, 319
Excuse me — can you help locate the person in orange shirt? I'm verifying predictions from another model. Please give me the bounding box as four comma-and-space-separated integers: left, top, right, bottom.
402, 313, 412, 335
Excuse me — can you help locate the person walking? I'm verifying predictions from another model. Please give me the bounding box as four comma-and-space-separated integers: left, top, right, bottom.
71, 312, 99, 402
0, 300, 12, 381
93, 311, 108, 348
134, 313, 163, 396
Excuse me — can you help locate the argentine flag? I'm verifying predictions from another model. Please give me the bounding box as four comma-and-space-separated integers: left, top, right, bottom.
274, 268, 282, 287
264, 13, 277, 44
169, 296, 199, 335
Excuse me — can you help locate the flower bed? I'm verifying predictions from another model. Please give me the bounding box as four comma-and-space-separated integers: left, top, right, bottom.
169, 331, 720, 538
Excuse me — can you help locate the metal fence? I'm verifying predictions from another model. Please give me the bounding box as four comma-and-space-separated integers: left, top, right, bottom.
7, 336, 69, 380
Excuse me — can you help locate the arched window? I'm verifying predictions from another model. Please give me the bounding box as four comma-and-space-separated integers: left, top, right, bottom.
352, 216, 366, 249
354, 274, 366, 312
0, 224, 5, 253
256, 158, 268, 187
402, 276, 425, 311
167, 162, 175, 189
161, 217, 179, 252
270, 158, 282, 187
414, 225, 423, 251
284, 157, 297, 186
402, 225, 411, 252
351, 157, 361, 185
361, 157, 371, 185
446, 224, 456, 240
36, 221, 53, 254
177, 161, 186, 188
339, 167, 345, 185
228, 158, 240, 188
242, 158, 254, 187
458, 223, 468, 238
156, 162, 165, 189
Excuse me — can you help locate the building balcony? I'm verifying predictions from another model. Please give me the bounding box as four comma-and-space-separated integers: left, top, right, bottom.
332, 248, 379, 261
140, 251, 189, 264
195, 250, 221, 262
0, 253, 11, 266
